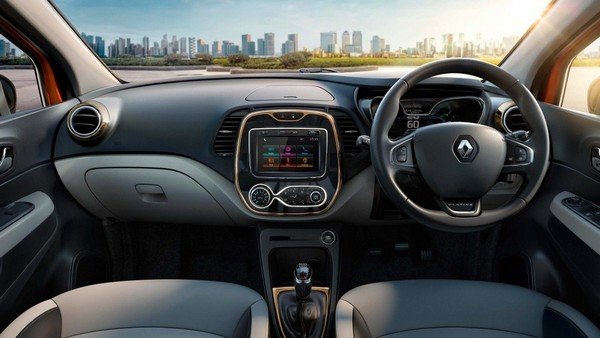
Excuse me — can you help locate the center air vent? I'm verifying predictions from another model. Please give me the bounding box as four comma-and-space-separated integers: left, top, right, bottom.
213, 111, 246, 157
332, 112, 362, 158
503, 106, 529, 133
67, 102, 109, 141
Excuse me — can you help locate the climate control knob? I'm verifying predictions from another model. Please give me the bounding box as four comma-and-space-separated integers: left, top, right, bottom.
249, 186, 272, 208
309, 190, 324, 205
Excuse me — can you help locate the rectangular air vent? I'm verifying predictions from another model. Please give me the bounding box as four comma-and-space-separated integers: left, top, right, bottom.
332, 112, 362, 158
213, 111, 247, 157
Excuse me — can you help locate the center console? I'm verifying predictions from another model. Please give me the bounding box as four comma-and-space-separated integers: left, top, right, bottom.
259, 227, 340, 338
235, 109, 341, 215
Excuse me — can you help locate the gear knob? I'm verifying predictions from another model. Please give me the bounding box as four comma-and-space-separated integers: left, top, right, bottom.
294, 263, 312, 301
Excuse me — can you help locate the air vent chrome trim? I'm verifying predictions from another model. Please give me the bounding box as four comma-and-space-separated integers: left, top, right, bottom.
67, 101, 110, 141
502, 105, 529, 134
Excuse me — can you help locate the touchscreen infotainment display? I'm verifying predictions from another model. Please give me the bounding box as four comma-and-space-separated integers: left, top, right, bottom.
257, 136, 320, 172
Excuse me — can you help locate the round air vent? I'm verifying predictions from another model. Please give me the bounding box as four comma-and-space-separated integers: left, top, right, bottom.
502, 106, 529, 133
67, 101, 109, 141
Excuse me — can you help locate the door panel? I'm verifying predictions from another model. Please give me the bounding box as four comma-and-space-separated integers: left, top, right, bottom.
498, 103, 600, 326
0, 99, 108, 329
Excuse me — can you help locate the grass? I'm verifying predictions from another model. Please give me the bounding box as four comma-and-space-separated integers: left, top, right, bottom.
211, 56, 506, 69
4, 55, 600, 69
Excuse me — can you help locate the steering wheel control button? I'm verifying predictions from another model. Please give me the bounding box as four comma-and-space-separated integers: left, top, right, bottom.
249, 186, 272, 208
309, 190, 324, 204
515, 146, 527, 162
396, 146, 408, 162
320, 230, 336, 245
452, 136, 479, 163
592, 147, 600, 173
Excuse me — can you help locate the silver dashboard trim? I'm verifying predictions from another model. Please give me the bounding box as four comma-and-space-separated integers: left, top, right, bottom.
248, 184, 328, 209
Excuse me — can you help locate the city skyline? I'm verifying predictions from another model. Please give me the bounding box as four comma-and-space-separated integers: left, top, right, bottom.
54, 0, 549, 52
81, 28, 523, 60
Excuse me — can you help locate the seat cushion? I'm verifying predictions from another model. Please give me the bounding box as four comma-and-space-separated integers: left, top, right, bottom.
336, 279, 600, 338
1, 280, 268, 338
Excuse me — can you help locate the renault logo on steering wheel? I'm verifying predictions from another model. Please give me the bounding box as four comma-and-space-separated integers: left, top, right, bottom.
457, 139, 474, 158
453, 136, 479, 163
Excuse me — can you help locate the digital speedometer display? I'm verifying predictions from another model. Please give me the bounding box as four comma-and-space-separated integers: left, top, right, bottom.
402, 101, 425, 115
400, 99, 438, 116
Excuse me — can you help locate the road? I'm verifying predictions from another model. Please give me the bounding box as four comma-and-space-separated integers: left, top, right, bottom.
0, 67, 598, 113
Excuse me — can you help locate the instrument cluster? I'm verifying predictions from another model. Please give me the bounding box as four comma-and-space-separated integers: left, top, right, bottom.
370, 96, 485, 138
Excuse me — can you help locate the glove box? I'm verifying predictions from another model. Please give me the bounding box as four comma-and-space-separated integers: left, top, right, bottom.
85, 168, 229, 224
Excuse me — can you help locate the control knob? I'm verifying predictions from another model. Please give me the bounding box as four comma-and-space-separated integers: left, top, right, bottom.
309, 190, 324, 205
249, 186, 272, 208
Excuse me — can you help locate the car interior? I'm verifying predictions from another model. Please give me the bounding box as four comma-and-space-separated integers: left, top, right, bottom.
1, 0, 600, 337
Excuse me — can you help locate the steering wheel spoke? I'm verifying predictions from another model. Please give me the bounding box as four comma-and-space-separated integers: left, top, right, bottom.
501, 137, 535, 176
388, 135, 418, 175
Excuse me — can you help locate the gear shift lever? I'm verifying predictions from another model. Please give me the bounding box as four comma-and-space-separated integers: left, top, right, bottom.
278, 263, 325, 338
295, 263, 313, 338
294, 263, 312, 301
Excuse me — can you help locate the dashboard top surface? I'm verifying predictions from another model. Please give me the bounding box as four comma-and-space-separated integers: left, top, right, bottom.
56, 75, 512, 181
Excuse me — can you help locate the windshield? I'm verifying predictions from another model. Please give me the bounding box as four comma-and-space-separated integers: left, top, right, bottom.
52, 0, 551, 82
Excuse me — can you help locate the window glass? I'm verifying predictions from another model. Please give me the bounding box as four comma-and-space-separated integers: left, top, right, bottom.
0, 35, 43, 113
53, 0, 550, 82
562, 37, 600, 114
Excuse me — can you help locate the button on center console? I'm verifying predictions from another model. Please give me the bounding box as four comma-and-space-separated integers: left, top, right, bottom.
277, 186, 327, 207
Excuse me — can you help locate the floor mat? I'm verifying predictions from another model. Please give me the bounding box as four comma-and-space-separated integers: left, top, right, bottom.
339, 224, 500, 295
103, 223, 264, 295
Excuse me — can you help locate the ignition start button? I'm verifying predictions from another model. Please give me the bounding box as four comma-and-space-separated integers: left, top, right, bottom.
320, 230, 336, 245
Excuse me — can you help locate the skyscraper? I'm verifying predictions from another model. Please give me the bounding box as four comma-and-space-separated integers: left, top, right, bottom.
257, 39, 265, 56
179, 37, 187, 56
222, 41, 240, 56
281, 34, 298, 55
352, 31, 363, 53
248, 41, 256, 56
370, 35, 383, 54
161, 34, 168, 55
197, 39, 209, 54
443, 34, 454, 57
81, 33, 94, 47
264, 33, 275, 56
241, 34, 252, 55
95, 36, 105, 57
212, 41, 222, 57
0, 40, 10, 57
320, 31, 337, 53
342, 31, 350, 52
188, 37, 197, 56
142, 36, 150, 57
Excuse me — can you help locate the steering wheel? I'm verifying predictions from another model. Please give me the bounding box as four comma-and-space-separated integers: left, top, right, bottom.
371, 59, 550, 231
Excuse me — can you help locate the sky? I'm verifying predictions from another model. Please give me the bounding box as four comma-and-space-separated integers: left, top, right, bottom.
53, 0, 550, 51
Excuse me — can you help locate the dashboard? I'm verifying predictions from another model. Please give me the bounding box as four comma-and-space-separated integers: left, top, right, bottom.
52, 73, 527, 224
